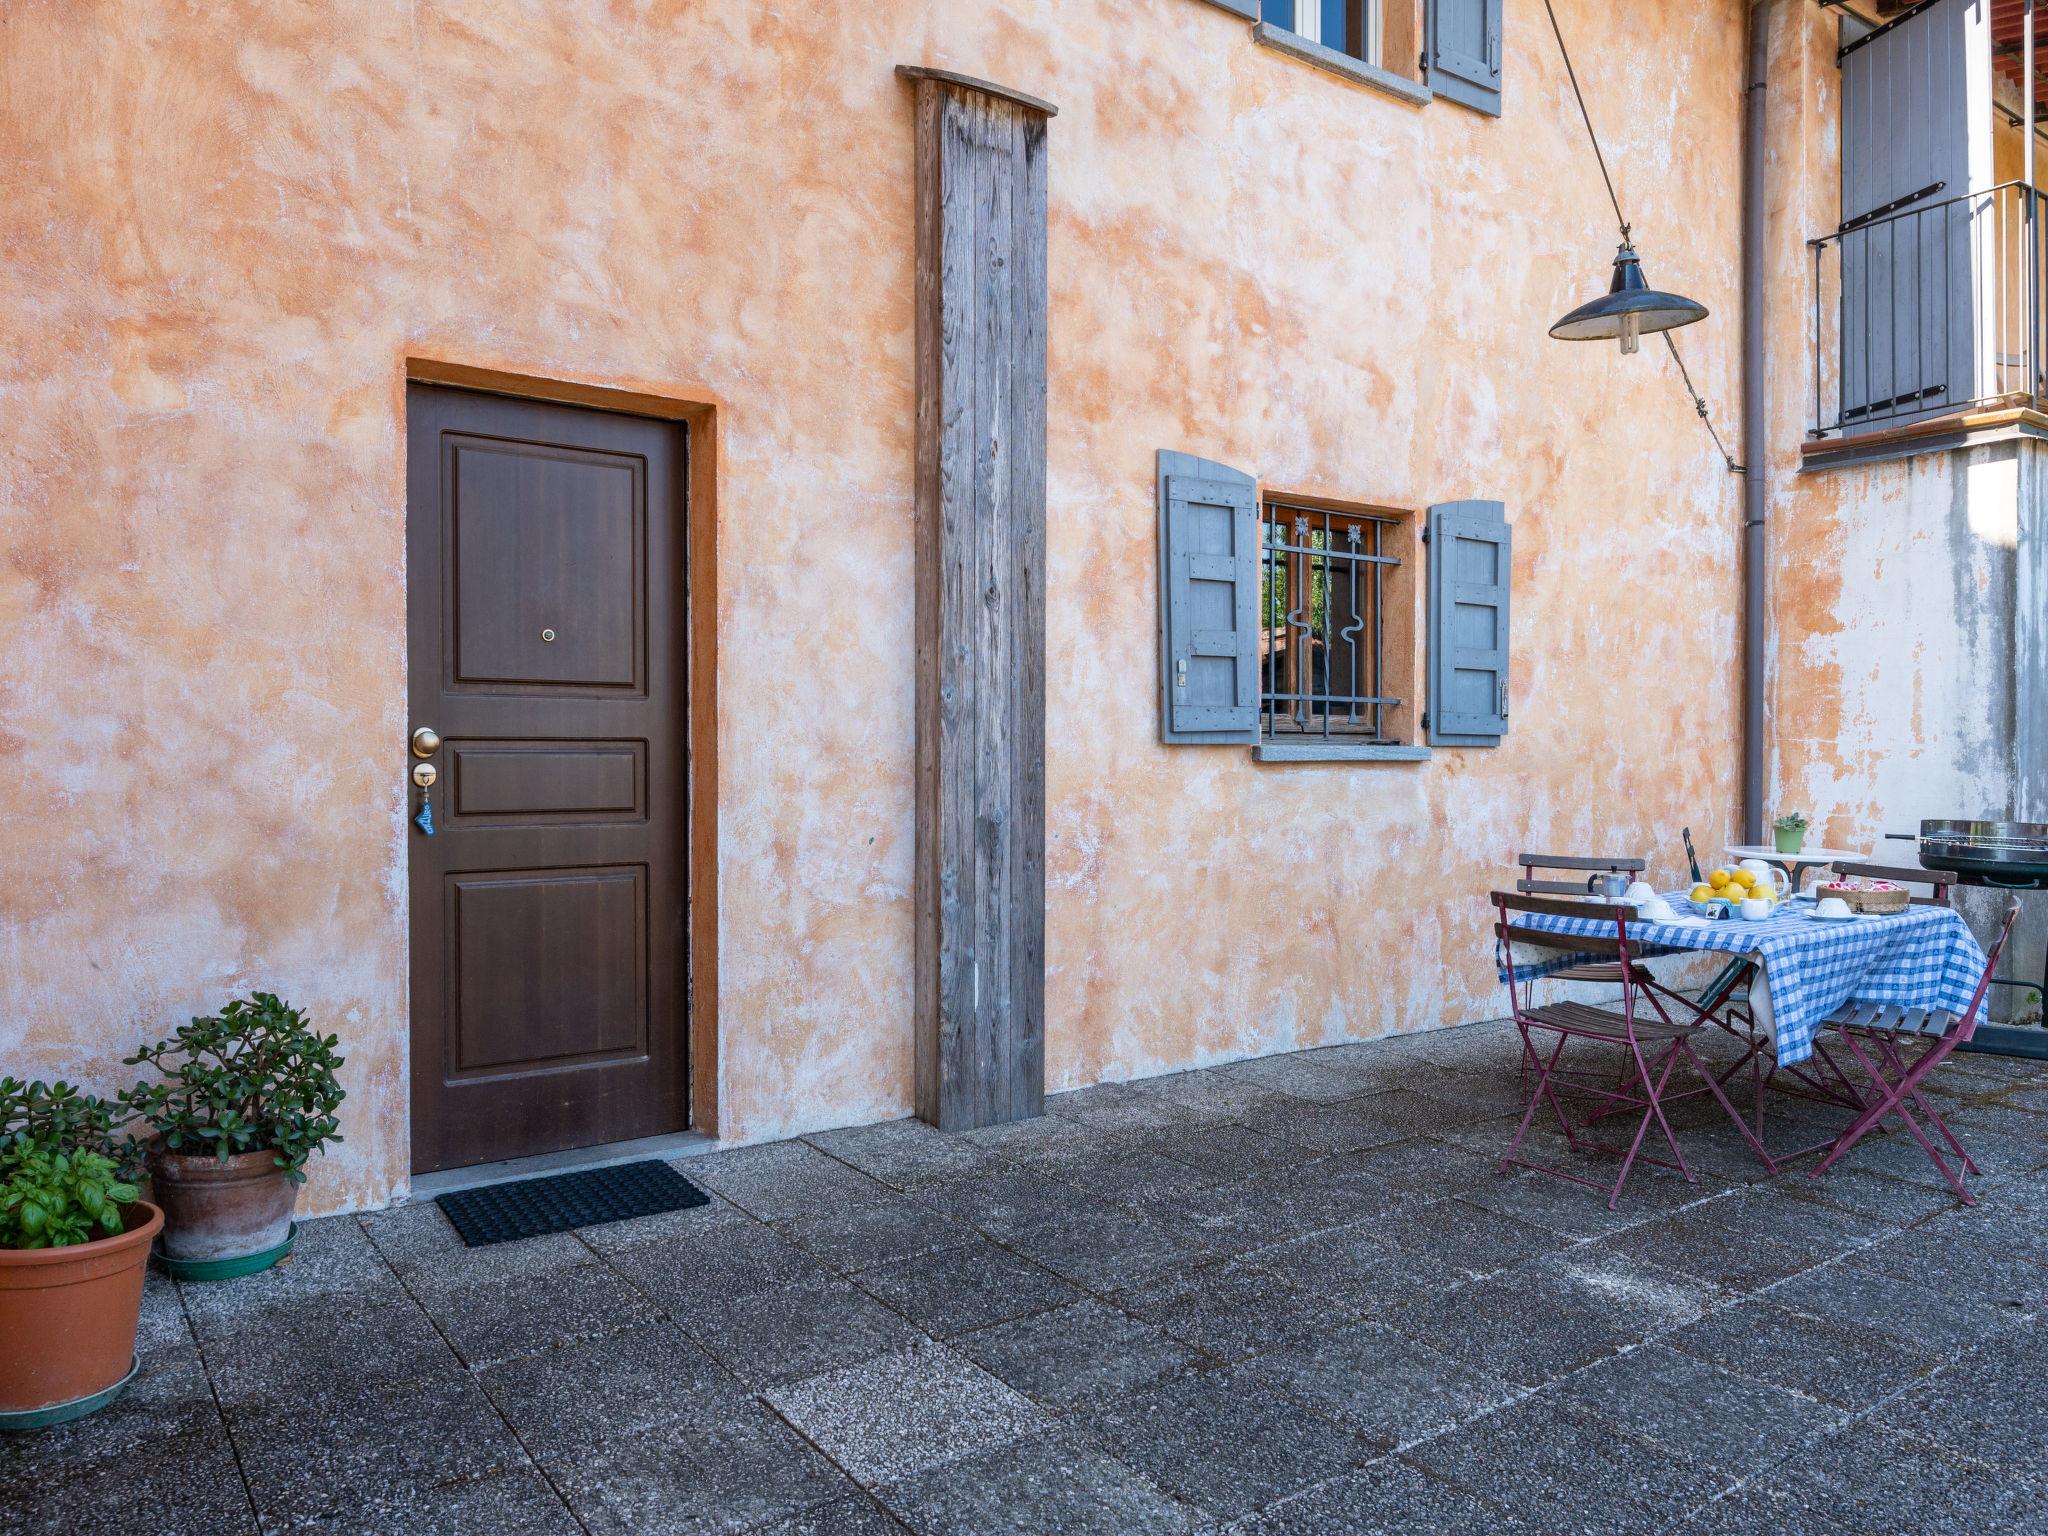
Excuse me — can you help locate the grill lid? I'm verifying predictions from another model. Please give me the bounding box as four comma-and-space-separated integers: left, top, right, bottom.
1918, 819, 2048, 880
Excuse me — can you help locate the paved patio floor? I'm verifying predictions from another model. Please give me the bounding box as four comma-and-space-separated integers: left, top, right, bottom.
9, 1018, 2048, 1534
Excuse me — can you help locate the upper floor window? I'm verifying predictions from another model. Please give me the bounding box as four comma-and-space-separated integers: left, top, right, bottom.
1263, 0, 1381, 68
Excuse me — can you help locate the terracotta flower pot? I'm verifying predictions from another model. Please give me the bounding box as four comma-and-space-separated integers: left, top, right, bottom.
0, 1200, 162, 1423
147, 1147, 297, 1264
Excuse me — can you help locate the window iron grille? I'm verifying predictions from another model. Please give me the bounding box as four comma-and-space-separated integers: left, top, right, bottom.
1258, 499, 1402, 742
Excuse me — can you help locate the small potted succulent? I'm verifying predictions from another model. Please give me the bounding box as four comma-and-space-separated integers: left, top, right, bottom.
121, 993, 344, 1279
1773, 811, 1810, 856
0, 1079, 162, 1427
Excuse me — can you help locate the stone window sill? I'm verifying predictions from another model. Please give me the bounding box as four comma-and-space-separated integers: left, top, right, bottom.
1253, 742, 1433, 764
1189, 0, 1259, 16
1250, 22, 1433, 107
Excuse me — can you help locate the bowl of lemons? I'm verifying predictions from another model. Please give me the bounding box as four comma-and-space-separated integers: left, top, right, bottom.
1687, 866, 1776, 915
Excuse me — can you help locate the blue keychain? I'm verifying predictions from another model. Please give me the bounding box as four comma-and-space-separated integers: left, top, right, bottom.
413, 761, 437, 837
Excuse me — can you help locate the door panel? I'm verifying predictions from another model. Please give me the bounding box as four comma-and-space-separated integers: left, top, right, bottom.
449, 741, 644, 820
448, 438, 644, 689
407, 385, 687, 1174
449, 867, 647, 1073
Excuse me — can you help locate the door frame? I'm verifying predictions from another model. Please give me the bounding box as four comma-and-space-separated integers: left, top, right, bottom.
399, 355, 721, 1165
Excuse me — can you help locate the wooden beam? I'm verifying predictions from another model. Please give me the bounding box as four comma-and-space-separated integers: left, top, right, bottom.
904, 68, 1050, 1131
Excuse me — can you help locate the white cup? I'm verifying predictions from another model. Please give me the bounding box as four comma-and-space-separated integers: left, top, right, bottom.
1624, 881, 1657, 904
1739, 896, 1774, 922
1637, 897, 1677, 922
1816, 896, 1852, 919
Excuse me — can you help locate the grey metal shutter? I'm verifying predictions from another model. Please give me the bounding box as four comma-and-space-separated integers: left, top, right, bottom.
1837, 0, 1988, 434
1158, 450, 1259, 744
1428, 0, 1502, 117
1426, 500, 1510, 745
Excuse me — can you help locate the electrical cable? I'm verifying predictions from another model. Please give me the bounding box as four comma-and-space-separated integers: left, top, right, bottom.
1542, 0, 1744, 473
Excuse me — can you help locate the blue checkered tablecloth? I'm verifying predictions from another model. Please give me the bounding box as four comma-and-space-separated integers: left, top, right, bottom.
1497, 894, 1988, 1065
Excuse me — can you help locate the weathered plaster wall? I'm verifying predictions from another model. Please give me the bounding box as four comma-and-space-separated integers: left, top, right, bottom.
1764, 2, 2039, 1008
1, 0, 1749, 1213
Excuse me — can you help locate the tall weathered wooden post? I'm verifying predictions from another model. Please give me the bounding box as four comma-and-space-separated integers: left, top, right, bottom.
900, 66, 1053, 1131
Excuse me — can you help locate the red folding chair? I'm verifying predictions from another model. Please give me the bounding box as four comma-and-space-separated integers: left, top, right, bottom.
1809, 901, 2021, 1206
1494, 892, 1770, 1209
1508, 854, 1654, 1089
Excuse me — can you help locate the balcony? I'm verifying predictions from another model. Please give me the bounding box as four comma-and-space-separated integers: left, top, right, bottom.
1807, 179, 2048, 465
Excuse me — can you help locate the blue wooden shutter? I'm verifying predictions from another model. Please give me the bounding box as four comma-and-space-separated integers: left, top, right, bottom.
1427, 500, 1510, 745
1158, 450, 1259, 744
1428, 0, 1503, 117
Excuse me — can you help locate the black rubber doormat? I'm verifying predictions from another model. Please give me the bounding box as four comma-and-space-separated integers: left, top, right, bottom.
437, 1160, 709, 1246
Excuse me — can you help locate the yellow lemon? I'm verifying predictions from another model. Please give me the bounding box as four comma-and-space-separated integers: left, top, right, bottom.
1689, 884, 1714, 903
1708, 869, 1732, 889
1731, 869, 1756, 889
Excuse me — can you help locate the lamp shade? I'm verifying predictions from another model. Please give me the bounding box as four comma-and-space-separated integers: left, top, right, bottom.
1549, 242, 1708, 353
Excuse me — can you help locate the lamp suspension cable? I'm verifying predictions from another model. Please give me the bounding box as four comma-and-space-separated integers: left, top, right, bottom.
1541, 0, 1743, 474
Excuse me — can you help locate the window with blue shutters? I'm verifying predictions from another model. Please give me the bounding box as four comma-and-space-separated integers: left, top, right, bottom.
1160, 452, 1440, 761
1425, 499, 1511, 746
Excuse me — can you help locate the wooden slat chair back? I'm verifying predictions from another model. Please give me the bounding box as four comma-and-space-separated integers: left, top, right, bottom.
1826, 860, 1953, 907
1492, 892, 1769, 1209
1515, 852, 1648, 897
1811, 901, 2021, 1205
1513, 853, 1649, 984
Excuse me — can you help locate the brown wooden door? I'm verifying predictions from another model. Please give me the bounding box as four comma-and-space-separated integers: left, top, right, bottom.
406, 385, 688, 1174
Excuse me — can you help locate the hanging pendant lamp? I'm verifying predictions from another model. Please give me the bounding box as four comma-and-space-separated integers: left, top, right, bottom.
1548, 240, 1709, 354
1540, 0, 1710, 358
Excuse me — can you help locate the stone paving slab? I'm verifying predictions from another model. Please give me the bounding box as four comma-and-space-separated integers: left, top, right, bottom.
948, 1299, 1206, 1410
1076, 1369, 1380, 1522
762, 1342, 1054, 1488
5, 1019, 2047, 1536
874, 1429, 1196, 1536
552, 1395, 859, 1535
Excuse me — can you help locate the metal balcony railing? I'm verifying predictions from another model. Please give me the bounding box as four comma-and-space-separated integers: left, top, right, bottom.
1809, 180, 2048, 438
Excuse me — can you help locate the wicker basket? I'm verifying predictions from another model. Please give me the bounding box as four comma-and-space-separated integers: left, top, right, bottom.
1818, 883, 1910, 915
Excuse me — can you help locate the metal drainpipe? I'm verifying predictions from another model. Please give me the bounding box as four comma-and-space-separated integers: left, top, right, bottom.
1742, 0, 1772, 845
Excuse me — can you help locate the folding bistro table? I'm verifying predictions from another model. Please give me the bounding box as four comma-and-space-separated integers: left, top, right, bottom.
1502, 895, 1988, 1169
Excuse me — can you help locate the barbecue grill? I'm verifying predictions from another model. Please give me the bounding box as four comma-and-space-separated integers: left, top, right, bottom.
1914, 819, 2048, 887
1883, 819, 2048, 1059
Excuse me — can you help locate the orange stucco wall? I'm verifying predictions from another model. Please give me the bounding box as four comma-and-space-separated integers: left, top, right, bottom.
1, 0, 1750, 1213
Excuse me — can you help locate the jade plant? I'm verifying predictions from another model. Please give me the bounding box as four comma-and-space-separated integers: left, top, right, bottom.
120, 993, 345, 1184
0, 1079, 139, 1249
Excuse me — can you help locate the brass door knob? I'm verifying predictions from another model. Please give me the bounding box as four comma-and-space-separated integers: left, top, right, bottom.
411, 727, 441, 758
